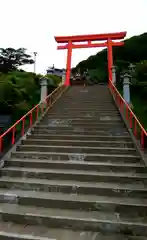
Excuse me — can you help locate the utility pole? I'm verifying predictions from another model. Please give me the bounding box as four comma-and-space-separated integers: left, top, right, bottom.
33, 52, 37, 73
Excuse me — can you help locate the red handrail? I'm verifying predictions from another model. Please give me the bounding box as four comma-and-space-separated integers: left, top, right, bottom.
0, 84, 66, 152
109, 81, 147, 149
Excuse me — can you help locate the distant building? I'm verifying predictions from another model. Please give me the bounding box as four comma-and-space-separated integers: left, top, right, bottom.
46, 65, 66, 78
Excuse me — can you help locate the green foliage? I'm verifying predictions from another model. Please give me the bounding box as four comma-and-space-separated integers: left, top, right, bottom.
88, 64, 108, 83
129, 61, 147, 129
131, 90, 147, 130
45, 74, 62, 86
0, 71, 61, 123
0, 48, 34, 73
0, 71, 40, 120
135, 60, 147, 83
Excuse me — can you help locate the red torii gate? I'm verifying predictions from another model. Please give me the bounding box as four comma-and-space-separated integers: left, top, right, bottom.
55, 32, 127, 86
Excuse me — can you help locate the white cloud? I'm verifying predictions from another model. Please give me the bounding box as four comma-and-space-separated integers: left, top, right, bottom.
0, 0, 146, 73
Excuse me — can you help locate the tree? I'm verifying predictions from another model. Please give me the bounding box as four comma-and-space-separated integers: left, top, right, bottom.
0, 71, 40, 119
0, 48, 34, 73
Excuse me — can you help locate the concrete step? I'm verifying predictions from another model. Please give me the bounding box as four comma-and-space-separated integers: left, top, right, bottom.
0, 223, 146, 240
55, 105, 112, 109
60, 100, 114, 103
50, 102, 115, 106
41, 119, 123, 126
45, 112, 121, 117
34, 124, 126, 131
61, 94, 111, 97
44, 114, 121, 120
32, 129, 129, 136
60, 96, 113, 99
0, 188, 147, 215
54, 102, 117, 106
11, 151, 141, 163
2, 167, 147, 184
40, 121, 125, 129
49, 110, 120, 115
57, 105, 117, 109
61, 90, 111, 94
44, 114, 122, 120
43, 117, 122, 122
0, 233, 51, 240
22, 139, 134, 148
55, 104, 116, 107
16, 144, 137, 155
52, 101, 115, 104
51, 104, 117, 107
0, 177, 147, 198
0, 203, 147, 234
6, 159, 145, 173
0, 227, 52, 240
50, 108, 118, 112
63, 96, 112, 99
28, 134, 132, 142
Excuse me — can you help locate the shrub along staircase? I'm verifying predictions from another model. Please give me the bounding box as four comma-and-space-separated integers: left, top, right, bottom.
0, 84, 147, 239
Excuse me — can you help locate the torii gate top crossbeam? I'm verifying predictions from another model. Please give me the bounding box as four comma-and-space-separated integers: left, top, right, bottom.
55, 31, 127, 43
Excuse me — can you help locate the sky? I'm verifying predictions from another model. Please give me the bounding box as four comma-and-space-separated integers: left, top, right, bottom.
0, 0, 147, 74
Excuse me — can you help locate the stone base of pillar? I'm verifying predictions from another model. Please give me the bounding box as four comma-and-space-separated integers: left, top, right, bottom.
40, 77, 48, 103
123, 73, 131, 105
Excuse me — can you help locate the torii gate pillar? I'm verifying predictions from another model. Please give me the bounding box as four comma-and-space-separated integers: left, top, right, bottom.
66, 41, 72, 86
55, 32, 126, 86
107, 39, 113, 83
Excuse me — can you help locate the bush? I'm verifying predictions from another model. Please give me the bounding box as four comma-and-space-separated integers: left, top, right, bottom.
0, 71, 62, 124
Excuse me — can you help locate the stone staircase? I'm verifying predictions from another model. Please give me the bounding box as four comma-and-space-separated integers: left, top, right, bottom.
71, 78, 86, 85
0, 85, 147, 239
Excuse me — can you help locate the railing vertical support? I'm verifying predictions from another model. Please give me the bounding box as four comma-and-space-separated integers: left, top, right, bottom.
22, 119, 25, 136
65, 41, 72, 86
36, 106, 39, 121
29, 112, 33, 127
107, 38, 113, 82
12, 127, 15, 145
129, 112, 132, 128
0, 138, 2, 152
141, 130, 144, 149
134, 119, 137, 137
